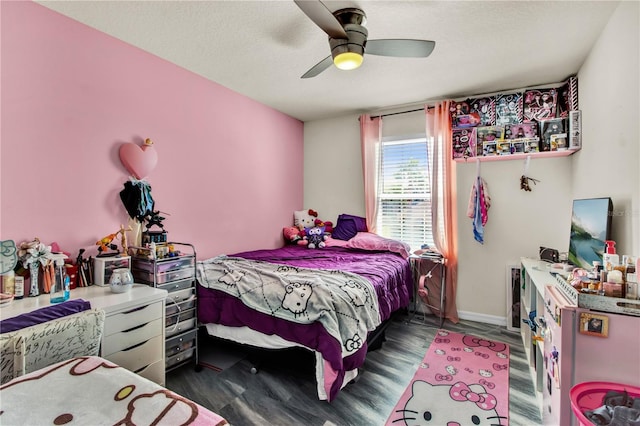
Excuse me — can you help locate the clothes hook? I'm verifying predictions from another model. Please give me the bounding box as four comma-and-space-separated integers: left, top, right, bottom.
520, 155, 540, 192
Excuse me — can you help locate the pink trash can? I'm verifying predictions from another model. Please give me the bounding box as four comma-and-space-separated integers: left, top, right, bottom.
570, 381, 640, 426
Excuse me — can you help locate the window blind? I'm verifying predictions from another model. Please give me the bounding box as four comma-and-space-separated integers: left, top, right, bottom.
376, 137, 435, 252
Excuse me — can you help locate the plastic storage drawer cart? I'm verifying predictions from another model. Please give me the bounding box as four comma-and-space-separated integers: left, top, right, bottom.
131, 242, 198, 373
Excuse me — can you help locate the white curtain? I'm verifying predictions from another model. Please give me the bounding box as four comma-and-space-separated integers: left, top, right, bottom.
426, 101, 459, 323
359, 114, 382, 233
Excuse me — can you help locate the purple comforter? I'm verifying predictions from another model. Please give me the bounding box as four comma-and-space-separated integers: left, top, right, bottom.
197, 245, 412, 401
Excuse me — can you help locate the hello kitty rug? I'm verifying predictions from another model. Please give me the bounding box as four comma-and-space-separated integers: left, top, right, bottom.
385, 329, 510, 426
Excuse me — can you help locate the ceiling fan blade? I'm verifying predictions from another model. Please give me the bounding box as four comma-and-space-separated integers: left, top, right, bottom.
366, 39, 436, 58
294, 0, 348, 39
301, 55, 333, 78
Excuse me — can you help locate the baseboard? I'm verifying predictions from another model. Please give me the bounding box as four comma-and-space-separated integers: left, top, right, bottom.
457, 310, 507, 327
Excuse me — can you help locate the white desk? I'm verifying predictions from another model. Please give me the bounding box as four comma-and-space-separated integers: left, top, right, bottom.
0, 284, 168, 385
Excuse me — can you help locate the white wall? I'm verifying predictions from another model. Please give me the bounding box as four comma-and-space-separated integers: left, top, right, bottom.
304, 115, 364, 223
304, 1, 639, 323
573, 0, 639, 256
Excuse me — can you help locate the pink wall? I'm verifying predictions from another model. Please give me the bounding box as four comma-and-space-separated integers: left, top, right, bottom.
0, 2, 303, 261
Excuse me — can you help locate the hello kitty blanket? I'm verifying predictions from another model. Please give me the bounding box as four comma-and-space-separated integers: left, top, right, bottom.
385, 329, 510, 426
197, 255, 381, 358
0, 356, 228, 425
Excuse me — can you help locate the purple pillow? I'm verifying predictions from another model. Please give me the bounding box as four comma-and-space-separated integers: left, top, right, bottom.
0, 299, 91, 334
332, 217, 359, 241
338, 214, 368, 232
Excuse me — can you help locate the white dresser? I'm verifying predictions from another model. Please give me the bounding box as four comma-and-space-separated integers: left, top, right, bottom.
0, 284, 167, 385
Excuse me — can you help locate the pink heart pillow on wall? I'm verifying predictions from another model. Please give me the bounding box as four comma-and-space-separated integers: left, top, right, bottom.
119, 139, 158, 179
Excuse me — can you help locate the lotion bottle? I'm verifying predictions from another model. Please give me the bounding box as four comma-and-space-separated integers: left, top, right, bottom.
603, 240, 620, 271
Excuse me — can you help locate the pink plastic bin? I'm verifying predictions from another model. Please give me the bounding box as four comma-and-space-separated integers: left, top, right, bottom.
570, 381, 640, 426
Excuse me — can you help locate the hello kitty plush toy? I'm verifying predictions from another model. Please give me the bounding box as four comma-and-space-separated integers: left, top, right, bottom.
294, 209, 318, 231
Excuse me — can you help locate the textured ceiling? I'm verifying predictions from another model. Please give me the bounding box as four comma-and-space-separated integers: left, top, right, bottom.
36, 0, 619, 122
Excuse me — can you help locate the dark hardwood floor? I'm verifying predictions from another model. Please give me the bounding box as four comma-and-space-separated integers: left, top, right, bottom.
166, 313, 542, 426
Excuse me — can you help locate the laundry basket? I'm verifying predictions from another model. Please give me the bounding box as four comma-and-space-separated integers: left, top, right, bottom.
570, 381, 640, 426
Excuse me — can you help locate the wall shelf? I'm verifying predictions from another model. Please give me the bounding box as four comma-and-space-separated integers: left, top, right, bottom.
454, 148, 580, 163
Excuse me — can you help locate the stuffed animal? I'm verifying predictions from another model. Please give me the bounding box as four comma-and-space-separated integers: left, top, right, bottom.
314, 218, 333, 234
304, 225, 326, 249
294, 209, 318, 231
294, 209, 334, 235
283, 226, 307, 246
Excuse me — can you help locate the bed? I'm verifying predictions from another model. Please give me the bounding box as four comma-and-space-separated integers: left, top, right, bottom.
196, 232, 413, 401
0, 356, 229, 425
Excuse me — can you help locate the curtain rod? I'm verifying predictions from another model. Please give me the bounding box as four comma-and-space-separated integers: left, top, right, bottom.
369, 106, 434, 119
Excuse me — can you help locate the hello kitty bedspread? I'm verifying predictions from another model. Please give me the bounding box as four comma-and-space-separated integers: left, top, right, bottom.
196, 245, 412, 401
0, 356, 228, 426
197, 255, 382, 359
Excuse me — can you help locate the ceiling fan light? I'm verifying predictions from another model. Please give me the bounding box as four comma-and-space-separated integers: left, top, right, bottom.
333, 52, 363, 70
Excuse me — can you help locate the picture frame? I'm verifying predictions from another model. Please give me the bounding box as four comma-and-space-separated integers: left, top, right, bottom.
506, 264, 521, 332
579, 312, 609, 337
569, 197, 613, 269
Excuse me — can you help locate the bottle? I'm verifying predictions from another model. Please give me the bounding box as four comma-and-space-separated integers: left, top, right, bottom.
64, 272, 70, 300
602, 240, 620, 271
14, 275, 24, 299
624, 256, 636, 276
50, 258, 69, 304
626, 273, 638, 300
2, 271, 15, 295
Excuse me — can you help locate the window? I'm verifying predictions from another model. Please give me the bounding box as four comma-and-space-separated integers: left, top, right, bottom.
376, 136, 434, 252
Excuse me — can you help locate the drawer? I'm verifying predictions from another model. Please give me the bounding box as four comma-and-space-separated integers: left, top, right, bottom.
106, 334, 163, 374
102, 318, 163, 356
158, 278, 194, 293
166, 329, 197, 358
166, 307, 195, 328
104, 301, 163, 337
133, 267, 194, 284
166, 296, 196, 317
136, 359, 165, 386
166, 347, 195, 369
134, 256, 195, 273
166, 287, 193, 305
166, 317, 196, 338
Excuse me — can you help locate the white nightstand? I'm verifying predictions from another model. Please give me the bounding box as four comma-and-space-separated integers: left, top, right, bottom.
0, 284, 167, 385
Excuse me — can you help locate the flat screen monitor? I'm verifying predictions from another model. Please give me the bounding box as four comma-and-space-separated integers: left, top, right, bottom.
568, 197, 613, 269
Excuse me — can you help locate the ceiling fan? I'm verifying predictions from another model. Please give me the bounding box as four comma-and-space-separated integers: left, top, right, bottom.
294, 0, 436, 78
